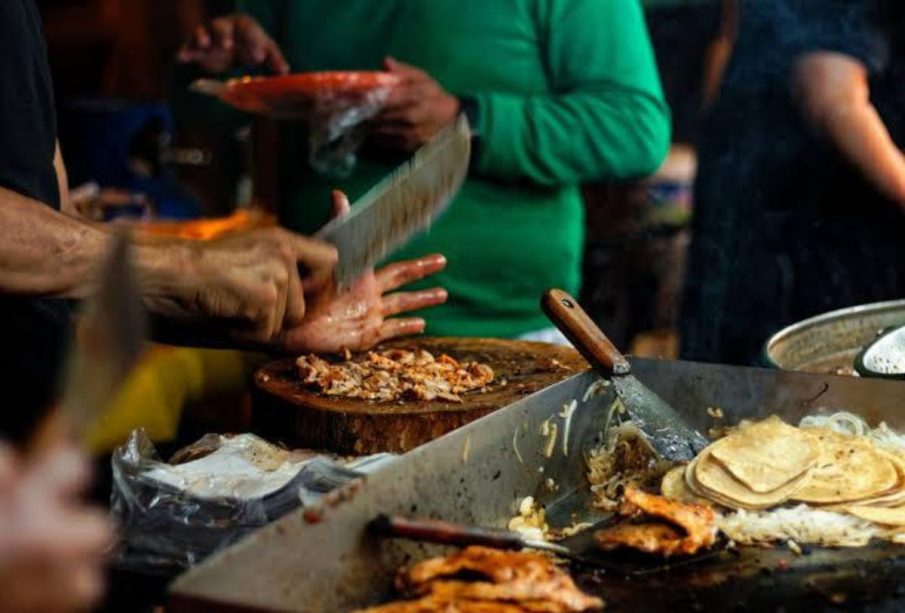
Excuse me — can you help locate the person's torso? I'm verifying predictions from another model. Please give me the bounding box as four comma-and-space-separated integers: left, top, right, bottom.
685, 0, 905, 363
0, 0, 59, 207
0, 0, 72, 438
246, 0, 585, 337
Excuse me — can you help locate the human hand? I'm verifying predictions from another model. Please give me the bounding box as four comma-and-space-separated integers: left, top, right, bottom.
150, 227, 337, 346
281, 191, 447, 353
177, 14, 289, 75
0, 443, 112, 613
370, 57, 461, 152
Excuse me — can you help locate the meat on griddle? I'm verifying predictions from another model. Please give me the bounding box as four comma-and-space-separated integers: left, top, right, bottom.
358, 546, 602, 613
595, 487, 717, 557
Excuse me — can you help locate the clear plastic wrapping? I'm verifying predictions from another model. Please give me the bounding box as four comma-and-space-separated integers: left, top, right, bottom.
195, 73, 398, 176
110, 429, 395, 574
305, 83, 395, 176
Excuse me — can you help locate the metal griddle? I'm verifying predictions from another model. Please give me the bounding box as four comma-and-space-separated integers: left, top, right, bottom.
170, 359, 905, 612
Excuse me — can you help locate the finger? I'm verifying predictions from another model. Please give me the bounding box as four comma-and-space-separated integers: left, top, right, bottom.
38, 509, 113, 557
271, 267, 289, 341
382, 288, 448, 317
68, 563, 107, 611
382, 83, 436, 111
177, 25, 211, 63
378, 100, 437, 126
376, 254, 447, 292
194, 24, 212, 49
382, 87, 419, 110
283, 254, 307, 328
375, 106, 419, 126
277, 231, 338, 291
210, 18, 235, 51
331, 190, 351, 219
263, 39, 291, 75
384, 56, 429, 83
176, 45, 196, 64
370, 122, 411, 139
378, 318, 426, 343
26, 445, 91, 501
237, 34, 269, 67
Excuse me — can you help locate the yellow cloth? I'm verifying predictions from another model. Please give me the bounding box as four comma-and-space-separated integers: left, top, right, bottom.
83, 346, 247, 454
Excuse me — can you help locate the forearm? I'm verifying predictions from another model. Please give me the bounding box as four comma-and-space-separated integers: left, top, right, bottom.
0, 187, 105, 297
817, 100, 905, 208
0, 187, 196, 310
794, 53, 905, 210
473, 88, 669, 186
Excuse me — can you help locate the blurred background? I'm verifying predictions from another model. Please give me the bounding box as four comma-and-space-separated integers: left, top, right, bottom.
38, 0, 733, 358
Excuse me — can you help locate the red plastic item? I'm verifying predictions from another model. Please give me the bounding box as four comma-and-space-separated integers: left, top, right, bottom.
217, 71, 400, 117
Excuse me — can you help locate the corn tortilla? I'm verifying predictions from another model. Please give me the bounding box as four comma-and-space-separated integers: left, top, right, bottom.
709, 417, 820, 494
793, 429, 898, 505
661, 465, 710, 505
843, 504, 905, 527
693, 449, 812, 510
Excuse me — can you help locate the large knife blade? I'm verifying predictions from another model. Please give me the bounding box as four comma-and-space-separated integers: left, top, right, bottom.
316, 115, 471, 287
60, 231, 146, 441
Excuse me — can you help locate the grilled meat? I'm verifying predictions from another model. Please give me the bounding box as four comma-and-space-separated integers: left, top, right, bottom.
594, 487, 717, 557
359, 546, 602, 613
296, 349, 494, 403
594, 522, 685, 555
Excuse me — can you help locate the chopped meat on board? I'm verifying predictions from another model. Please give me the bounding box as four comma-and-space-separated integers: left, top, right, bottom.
296, 349, 494, 402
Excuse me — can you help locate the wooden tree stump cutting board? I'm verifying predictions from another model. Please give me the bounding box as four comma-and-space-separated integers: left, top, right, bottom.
252, 337, 587, 455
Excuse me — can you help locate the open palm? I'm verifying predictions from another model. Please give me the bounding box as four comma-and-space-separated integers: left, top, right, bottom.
281, 191, 447, 353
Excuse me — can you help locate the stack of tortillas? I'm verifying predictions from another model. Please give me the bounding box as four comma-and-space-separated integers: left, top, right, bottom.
661, 416, 905, 532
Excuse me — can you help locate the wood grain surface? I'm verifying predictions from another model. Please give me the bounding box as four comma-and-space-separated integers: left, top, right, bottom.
252, 337, 587, 454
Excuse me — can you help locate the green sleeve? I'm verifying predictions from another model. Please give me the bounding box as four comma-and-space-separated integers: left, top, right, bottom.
473, 0, 670, 186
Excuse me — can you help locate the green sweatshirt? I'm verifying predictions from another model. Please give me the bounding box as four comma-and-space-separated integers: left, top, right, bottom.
230, 0, 669, 338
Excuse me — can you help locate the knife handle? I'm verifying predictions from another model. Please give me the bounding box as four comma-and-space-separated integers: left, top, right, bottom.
541, 288, 631, 375
370, 515, 524, 550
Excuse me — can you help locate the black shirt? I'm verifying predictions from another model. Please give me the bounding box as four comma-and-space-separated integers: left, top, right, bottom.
682, 0, 905, 366
0, 0, 72, 440
0, 0, 59, 207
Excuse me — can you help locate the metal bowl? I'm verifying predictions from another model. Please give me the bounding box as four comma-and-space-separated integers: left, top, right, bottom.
765, 300, 905, 375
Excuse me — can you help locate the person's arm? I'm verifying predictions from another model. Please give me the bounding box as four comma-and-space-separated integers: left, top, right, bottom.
702, 0, 739, 108
0, 186, 111, 298
471, 0, 670, 186
0, 186, 337, 346
792, 52, 905, 210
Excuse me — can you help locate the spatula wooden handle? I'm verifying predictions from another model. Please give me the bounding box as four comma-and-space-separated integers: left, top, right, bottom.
370, 515, 524, 550
541, 288, 631, 375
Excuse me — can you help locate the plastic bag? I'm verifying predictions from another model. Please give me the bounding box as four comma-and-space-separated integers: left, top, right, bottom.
194, 72, 398, 177
305, 83, 394, 177
110, 429, 395, 575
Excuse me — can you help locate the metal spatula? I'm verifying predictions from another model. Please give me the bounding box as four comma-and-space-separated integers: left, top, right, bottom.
541, 289, 708, 461
855, 324, 905, 380
370, 515, 574, 558
316, 115, 471, 287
